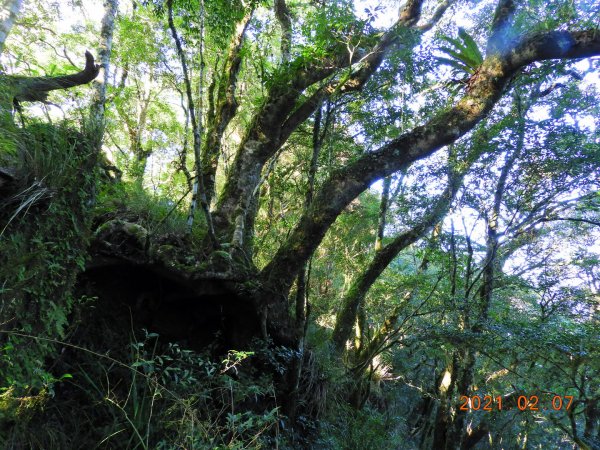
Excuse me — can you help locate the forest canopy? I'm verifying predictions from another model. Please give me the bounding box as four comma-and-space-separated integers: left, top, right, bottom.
0, 0, 599, 448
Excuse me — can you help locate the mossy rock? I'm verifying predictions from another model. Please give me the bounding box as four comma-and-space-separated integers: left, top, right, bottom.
94, 219, 149, 259
153, 244, 179, 267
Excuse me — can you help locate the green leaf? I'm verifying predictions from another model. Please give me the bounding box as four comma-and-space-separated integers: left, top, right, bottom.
435, 57, 471, 74
440, 35, 469, 54
438, 46, 480, 70
437, 28, 483, 75
458, 28, 483, 64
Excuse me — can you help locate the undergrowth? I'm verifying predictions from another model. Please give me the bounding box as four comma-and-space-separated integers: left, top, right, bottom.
0, 122, 96, 389
1, 329, 283, 449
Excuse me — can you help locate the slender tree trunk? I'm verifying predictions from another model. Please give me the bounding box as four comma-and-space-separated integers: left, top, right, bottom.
167, 0, 218, 248
583, 400, 599, 443
375, 176, 391, 252
428, 97, 530, 450
0, 0, 23, 54
444, 348, 476, 450
332, 169, 464, 352
284, 103, 325, 418
419, 356, 457, 450
89, 0, 118, 151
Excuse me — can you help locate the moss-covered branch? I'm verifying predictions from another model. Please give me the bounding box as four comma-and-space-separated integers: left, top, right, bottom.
259, 28, 600, 307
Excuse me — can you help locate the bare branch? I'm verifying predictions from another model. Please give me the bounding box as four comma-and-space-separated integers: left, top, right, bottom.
540, 217, 600, 227
417, 0, 456, 31
13, 51, 99, 103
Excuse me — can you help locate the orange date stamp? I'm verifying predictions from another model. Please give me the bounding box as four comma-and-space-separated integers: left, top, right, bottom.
459, 394, 574, 412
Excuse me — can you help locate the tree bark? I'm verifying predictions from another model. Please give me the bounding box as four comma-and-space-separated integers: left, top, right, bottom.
375, 176, 391, 252
0, 0, 23, 54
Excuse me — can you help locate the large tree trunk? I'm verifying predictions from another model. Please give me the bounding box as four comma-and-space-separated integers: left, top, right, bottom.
212, 0, 439, 252
201, 6, 253, 207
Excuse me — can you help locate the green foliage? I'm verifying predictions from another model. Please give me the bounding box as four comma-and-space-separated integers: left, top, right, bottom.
2, 330, 281, 449
317, 405, 406, 449
0, 123, 96, 401
94, 180, 198, 239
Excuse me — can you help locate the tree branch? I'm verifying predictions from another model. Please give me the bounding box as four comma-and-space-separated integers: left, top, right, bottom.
259, 28, 600, 304
13, 51, 99, 103
274, 0, 292, 61
331, 167, 464, 351
487, 0, 518, 56
540, 217, 600, 227
417, 0, 456, 32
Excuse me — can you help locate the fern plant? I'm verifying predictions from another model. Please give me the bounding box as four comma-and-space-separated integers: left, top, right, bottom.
436, 27, 484, 76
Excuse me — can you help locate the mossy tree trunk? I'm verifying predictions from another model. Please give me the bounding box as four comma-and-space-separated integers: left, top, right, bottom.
212, 0, 433, 254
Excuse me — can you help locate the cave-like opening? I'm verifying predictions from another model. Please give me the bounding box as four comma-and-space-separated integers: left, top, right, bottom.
76, 263, 260, 352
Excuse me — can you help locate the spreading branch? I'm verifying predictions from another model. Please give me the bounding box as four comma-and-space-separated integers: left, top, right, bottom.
332, 167, 465, 351
214, 0, 454, 248
259, 28, 600, 304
